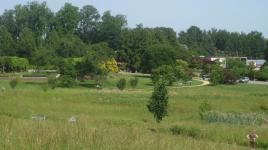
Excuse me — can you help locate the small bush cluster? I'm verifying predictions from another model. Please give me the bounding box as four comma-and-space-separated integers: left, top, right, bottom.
9, 78, 19, 89
129, 77, 139, 88
199, 101, 212, 119
117, 78, 126, 90
260, 105, 268, 113
41, 84, 49, 92
48, 75, 58, 89
170, 125, 201, 138
256, 66, 268, 81
58, 75, 76, 88
151, 61, 192, 86
201, 111, 265, 125
257, 140, 268, 149
0, 56, 29, 72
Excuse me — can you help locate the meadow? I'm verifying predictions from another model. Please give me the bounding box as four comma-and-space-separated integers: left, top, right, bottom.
0, 74, 267, 150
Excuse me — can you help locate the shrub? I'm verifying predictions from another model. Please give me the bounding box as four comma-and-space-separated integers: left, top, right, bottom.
58, 59, 76, 78
199, 101, 212, 120
257, 140, 268, 149
0, 56, 29, 72
47, 75, 58, 89
209, 65, 224, 85
59, 75, 76, 88
151, 65, 176, 86
9, 78, 19, 89
256, 67, 268, 81
223, 69, 237, 84
102, 58, 120, 73
41, 84, 49, 92
116, 78, 126, 90
170, 125, 201, 138
147, 80, 168, 123
260, 105, 268, 112
129, 77, 139, 88
94, 75, 106, 89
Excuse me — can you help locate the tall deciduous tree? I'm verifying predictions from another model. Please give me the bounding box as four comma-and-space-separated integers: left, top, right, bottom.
56, 34, 87, 58
16, 27, 36, 58
0, 10, 17, 38
78, 5, 100, 43
0, 26, 14, 56
56, 3, 80, 34
99, 11, 127, 49
141, 44, 179, 73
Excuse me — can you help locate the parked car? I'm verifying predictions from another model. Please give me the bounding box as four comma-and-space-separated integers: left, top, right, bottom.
202, 75, 210, 81
239, 77, 249, 83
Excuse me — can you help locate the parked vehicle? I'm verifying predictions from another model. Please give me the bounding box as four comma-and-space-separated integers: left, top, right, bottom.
239, 77, 249, 83
202, 75, 210, 81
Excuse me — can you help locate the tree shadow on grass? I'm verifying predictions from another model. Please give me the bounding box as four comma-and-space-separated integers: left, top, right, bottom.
78, 82, 97, 89
24, 81, 46, 86
133, 74, 151, 78
145, 83, 154, 86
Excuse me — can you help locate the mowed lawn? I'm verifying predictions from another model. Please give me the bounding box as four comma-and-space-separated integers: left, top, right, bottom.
0, 76, 267, 150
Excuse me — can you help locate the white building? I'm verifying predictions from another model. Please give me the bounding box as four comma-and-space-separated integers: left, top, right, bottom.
246, 59, 266, 70
206, 57, 266, 70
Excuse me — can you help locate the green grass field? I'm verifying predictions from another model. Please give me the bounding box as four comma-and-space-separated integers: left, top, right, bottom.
0, 74, 267, 150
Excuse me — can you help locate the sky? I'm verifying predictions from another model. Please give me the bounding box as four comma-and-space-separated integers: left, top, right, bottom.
0, 0, 268, 37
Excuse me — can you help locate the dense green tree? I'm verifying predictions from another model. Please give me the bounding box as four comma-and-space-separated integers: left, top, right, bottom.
56, 34, 88, 57
76, 43, 113, 78
246, 32, 266, 58
179, 26, 213, 54
0, 10, 17, 37
147, 80, 169, 123
16, 27, 36, 58
265, 40, 268, 61
151, 65, 176, 86
179, 27, 267, 58
141, 44, 179, 73
45, 30, 60, 50
226, 58, 249, 78
0, 26, 14, 55
78, 5, 100, 43
56, 3, 80, 34
256, 66, 268, 81
222, 69, 237, 84
31, 48, 58, 69
90, 42, 115, 60
0, 56, 29, 72
14, 2, 54, 43
209, 64, 224, 85
99, 11, 127, 49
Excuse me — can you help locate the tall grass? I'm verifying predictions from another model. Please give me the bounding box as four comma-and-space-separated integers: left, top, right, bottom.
201, 111, 266, 125
0, 78, 267, 149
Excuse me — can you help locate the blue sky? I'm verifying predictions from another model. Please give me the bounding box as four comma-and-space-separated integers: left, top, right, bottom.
1, 0, 268, 37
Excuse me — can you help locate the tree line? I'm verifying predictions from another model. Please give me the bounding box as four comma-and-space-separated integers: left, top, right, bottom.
179, 26, 268, 59
0, 1, 268, 74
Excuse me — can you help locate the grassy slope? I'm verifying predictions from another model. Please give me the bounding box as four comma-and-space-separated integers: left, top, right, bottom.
0, 76, 267, 149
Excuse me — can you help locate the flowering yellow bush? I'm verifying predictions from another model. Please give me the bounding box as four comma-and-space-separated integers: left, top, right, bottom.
100, 58, 119, 73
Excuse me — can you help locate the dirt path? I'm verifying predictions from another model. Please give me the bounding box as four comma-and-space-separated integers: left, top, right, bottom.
189, 78, 210, 87
169, 79, 210, 90
99, 79, 210, 93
